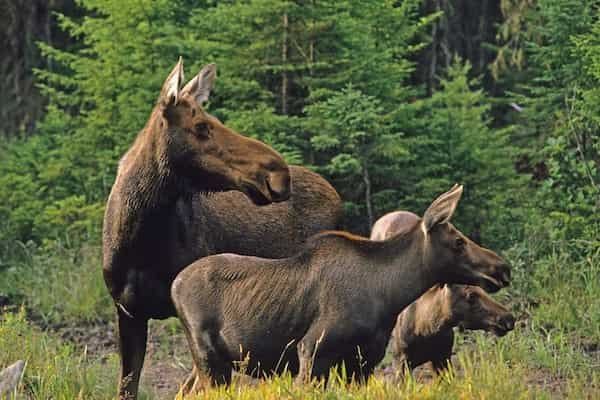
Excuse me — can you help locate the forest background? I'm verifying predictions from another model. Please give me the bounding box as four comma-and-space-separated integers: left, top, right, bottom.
0, 0, 599, 398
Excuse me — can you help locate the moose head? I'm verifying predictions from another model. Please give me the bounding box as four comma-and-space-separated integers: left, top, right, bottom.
421, 185, 511, 293
156, 58, 290, 205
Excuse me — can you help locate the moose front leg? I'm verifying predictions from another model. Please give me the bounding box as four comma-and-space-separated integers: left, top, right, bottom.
431, 354, 452, 377
116, 307, 148, 400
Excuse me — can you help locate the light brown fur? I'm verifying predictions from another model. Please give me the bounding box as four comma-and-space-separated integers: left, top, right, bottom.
390, 284, 514, 375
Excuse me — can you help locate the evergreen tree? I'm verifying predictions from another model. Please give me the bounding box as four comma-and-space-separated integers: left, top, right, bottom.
306, 85, 408, 230
398, 60, 524, 245
511, 0, 600, 245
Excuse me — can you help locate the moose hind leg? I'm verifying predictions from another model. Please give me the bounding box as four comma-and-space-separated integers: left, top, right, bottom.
182, 320, 232, 390
116, 308, 148, 400
296, 339, 337, 385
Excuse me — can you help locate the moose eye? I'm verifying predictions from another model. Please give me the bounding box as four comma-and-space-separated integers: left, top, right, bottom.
195, 122, 210, 139
466, 291, 477, 304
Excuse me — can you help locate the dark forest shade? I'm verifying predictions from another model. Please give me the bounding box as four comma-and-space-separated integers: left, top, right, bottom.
0, 0, 597, 259
0, 0, 78, 137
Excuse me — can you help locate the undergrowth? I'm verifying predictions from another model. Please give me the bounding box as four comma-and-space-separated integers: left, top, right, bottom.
0, 241, 112, 324
0, 310, 117, 399
0, 240, 598, 399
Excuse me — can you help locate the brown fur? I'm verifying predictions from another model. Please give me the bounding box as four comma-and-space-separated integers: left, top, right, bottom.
371, 211, 515, 376
390, 284, 514, 375
102, 59, 341, 399
171, 185, 511, 389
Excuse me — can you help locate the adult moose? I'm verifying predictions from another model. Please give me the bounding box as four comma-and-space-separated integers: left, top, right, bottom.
103, 58, 341, 399
171, 184, 511, 390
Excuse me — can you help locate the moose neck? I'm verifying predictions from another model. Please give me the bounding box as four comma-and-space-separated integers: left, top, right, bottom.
372, 226, 444, 319
121, 110, 181, 206
412, 286, 454, 335
106, 109, 187, 247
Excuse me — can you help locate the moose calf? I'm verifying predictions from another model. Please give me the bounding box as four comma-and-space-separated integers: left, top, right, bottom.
390, 284, 514, 375
171, 185, 511, 389
371, 211, 515, 376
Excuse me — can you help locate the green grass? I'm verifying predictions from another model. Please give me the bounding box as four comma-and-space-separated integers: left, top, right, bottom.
0, 242, 113, 324
0, 310, 117, 399
175, 328, 599, 400
0, 240, 598, 399
178, 352, 537, 400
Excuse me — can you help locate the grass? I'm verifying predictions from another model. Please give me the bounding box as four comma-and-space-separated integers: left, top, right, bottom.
177, 350, 537, 400
0, 309, 117, 399
175, 328, 599, 400
0, 239, 598, 399
0, 241, 113, 324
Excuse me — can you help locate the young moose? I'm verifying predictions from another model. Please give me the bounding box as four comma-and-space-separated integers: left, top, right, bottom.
171, 185, 511, 389
390, 284, 515, 375
371, 211, 515, 376
103, 58, 341, 399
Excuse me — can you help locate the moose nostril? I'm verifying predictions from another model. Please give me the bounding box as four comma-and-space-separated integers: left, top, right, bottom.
267, 170, 291, 202
502, 315, 516, 330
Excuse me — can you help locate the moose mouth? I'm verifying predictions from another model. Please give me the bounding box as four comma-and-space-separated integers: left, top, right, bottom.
473, 271, 505, 293
241, 178, 288, 206
490, 320, 514, 337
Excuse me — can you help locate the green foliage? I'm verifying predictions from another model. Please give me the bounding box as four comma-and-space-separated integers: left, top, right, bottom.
307, 85, 407, 228
509, 0, 600, 248
394, 60, 525, 245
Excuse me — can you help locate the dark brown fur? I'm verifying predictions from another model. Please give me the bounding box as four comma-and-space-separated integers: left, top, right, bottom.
102, 59, 341, 399
171, 185, 511, 390
371, 211, 515, 375
389, 284, 515, 375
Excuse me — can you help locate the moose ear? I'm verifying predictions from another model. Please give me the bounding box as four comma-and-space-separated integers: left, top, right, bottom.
159, 57, 184, 110
181, 63, 216, 106
422, 184, 463, 232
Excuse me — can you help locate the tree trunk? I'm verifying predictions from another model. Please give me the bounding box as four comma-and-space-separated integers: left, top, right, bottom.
429, 1, 439, 90
281, 11, 289, 115
362, 165, 374, 229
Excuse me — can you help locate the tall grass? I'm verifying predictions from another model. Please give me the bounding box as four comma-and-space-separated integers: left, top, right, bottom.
176, 346, 536, 400
0, 310, 117, 399
0, 241, 112, 324
0, 239, 598, 399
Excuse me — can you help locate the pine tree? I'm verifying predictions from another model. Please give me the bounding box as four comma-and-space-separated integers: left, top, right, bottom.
398, 60, 524, 245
